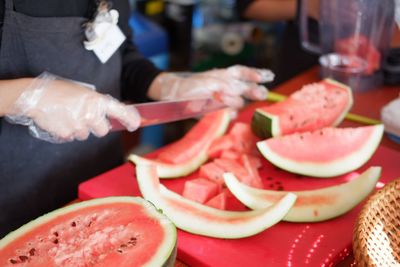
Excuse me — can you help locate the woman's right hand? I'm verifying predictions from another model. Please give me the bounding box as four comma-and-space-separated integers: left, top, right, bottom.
3, 73, 140, 143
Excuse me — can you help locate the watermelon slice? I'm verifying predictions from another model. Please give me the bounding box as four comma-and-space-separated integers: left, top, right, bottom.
136, 164, 297, 239
129, 109, 231, 178
257, 125, 384, 177
224, 167, 381, 222
0, 197, 177, 267
251, 79, 353, 138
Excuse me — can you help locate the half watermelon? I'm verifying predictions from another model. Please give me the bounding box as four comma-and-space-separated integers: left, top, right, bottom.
0, 197, 177, 267
136, 164, 297, 239
252, 79, 353, 138
256, 125, 384, 177
224, 167, 381, 222
129, 108, 231, 178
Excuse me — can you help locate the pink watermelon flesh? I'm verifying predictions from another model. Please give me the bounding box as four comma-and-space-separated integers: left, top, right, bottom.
253, 79, 352, 137
220, 149, 241, 160
239, 155, 263, 188
199, 162, 226, 186
265, 126, 377, 163
229, 122, 260, 154
207, 135, 235, 159
0, 200, 172, 267
205, 190, 228, 210
182, 178, 219, 203
157, 109, 228, 164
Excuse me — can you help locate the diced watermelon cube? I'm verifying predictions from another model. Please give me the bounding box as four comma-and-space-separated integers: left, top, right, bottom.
239, 154, 262, 169
229, 122, 260, 154
205, 191, 228, 210
214, 158, 249, 178
207, 135, 235, 158
182, 178, 219, 204
220, 149, 241, 160
240, 155, 264, 189
199, 162, 226, 187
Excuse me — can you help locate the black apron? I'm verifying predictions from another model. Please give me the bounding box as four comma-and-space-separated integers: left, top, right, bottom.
0, 0, 125, 237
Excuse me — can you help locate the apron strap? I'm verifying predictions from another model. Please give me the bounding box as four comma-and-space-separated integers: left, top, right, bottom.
4, 0, 14, 11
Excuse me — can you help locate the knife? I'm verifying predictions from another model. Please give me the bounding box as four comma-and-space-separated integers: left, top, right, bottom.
110, 98, 226, 131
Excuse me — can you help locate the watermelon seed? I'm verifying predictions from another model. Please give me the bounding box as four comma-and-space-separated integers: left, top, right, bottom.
300, 119, 310, 126
128, 237, 137, 246
266, 177, 273, 180
9, 259, 18, 264
53, 239, 59, 244
53, 231, 59, 237
275, 181, 282, 184
87, 221, 93, 227
19, 256, 28, 262
71, 221, 76, 227
277, 186, 284, 191
29, 248, 36, 256
269, 184, 274, 188
117, 248, 123, 253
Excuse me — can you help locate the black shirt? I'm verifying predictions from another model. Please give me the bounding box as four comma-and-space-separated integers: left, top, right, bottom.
0, 0, 162, 103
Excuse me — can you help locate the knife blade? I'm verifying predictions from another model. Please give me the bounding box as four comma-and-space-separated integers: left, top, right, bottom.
110, 98, 226, 131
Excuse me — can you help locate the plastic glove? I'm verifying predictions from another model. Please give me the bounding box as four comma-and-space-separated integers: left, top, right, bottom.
5, 72, 140, 143
155, 65, 274, 109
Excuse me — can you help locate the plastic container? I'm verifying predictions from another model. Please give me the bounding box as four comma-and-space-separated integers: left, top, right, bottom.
299, 0, 395, 91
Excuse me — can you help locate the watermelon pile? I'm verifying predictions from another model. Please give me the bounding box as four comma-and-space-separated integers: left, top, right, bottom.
252, 79, 383, 178
128, 78, 384, 238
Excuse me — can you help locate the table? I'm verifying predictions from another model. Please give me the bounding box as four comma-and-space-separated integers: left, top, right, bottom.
79, 66, 399, 266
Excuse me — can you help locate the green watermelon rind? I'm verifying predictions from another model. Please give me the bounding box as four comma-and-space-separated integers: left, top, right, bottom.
129, 109, 231, 178
256, 125, 384, 177
251, 110, 279, 138
223, 167, 381, 222
0, 197, 177, 267
251, 79, 353, 138
136, 164, 297, 239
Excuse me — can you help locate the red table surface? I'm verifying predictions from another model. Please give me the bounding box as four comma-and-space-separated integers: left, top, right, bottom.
79, 101, 400, 267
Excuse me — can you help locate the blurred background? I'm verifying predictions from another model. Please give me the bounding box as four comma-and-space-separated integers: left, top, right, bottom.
123, 0, 400, 155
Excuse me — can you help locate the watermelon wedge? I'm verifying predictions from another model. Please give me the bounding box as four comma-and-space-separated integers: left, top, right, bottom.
129, 109, 231, 178
0, 197, 177, 267
252, 79, 353, 138
257, 125, 384, 177
224, 167, 381, 222
136, 164, 297, 239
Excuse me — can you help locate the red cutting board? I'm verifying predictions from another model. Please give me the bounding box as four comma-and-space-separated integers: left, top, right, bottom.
78, 106, 400, 267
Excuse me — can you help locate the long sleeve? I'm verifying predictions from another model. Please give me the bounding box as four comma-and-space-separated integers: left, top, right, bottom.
115, 0, 162, 103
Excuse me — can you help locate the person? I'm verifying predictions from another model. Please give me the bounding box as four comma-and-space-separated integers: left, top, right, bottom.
236, 0, 319, 87
0, 0, 274, 237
